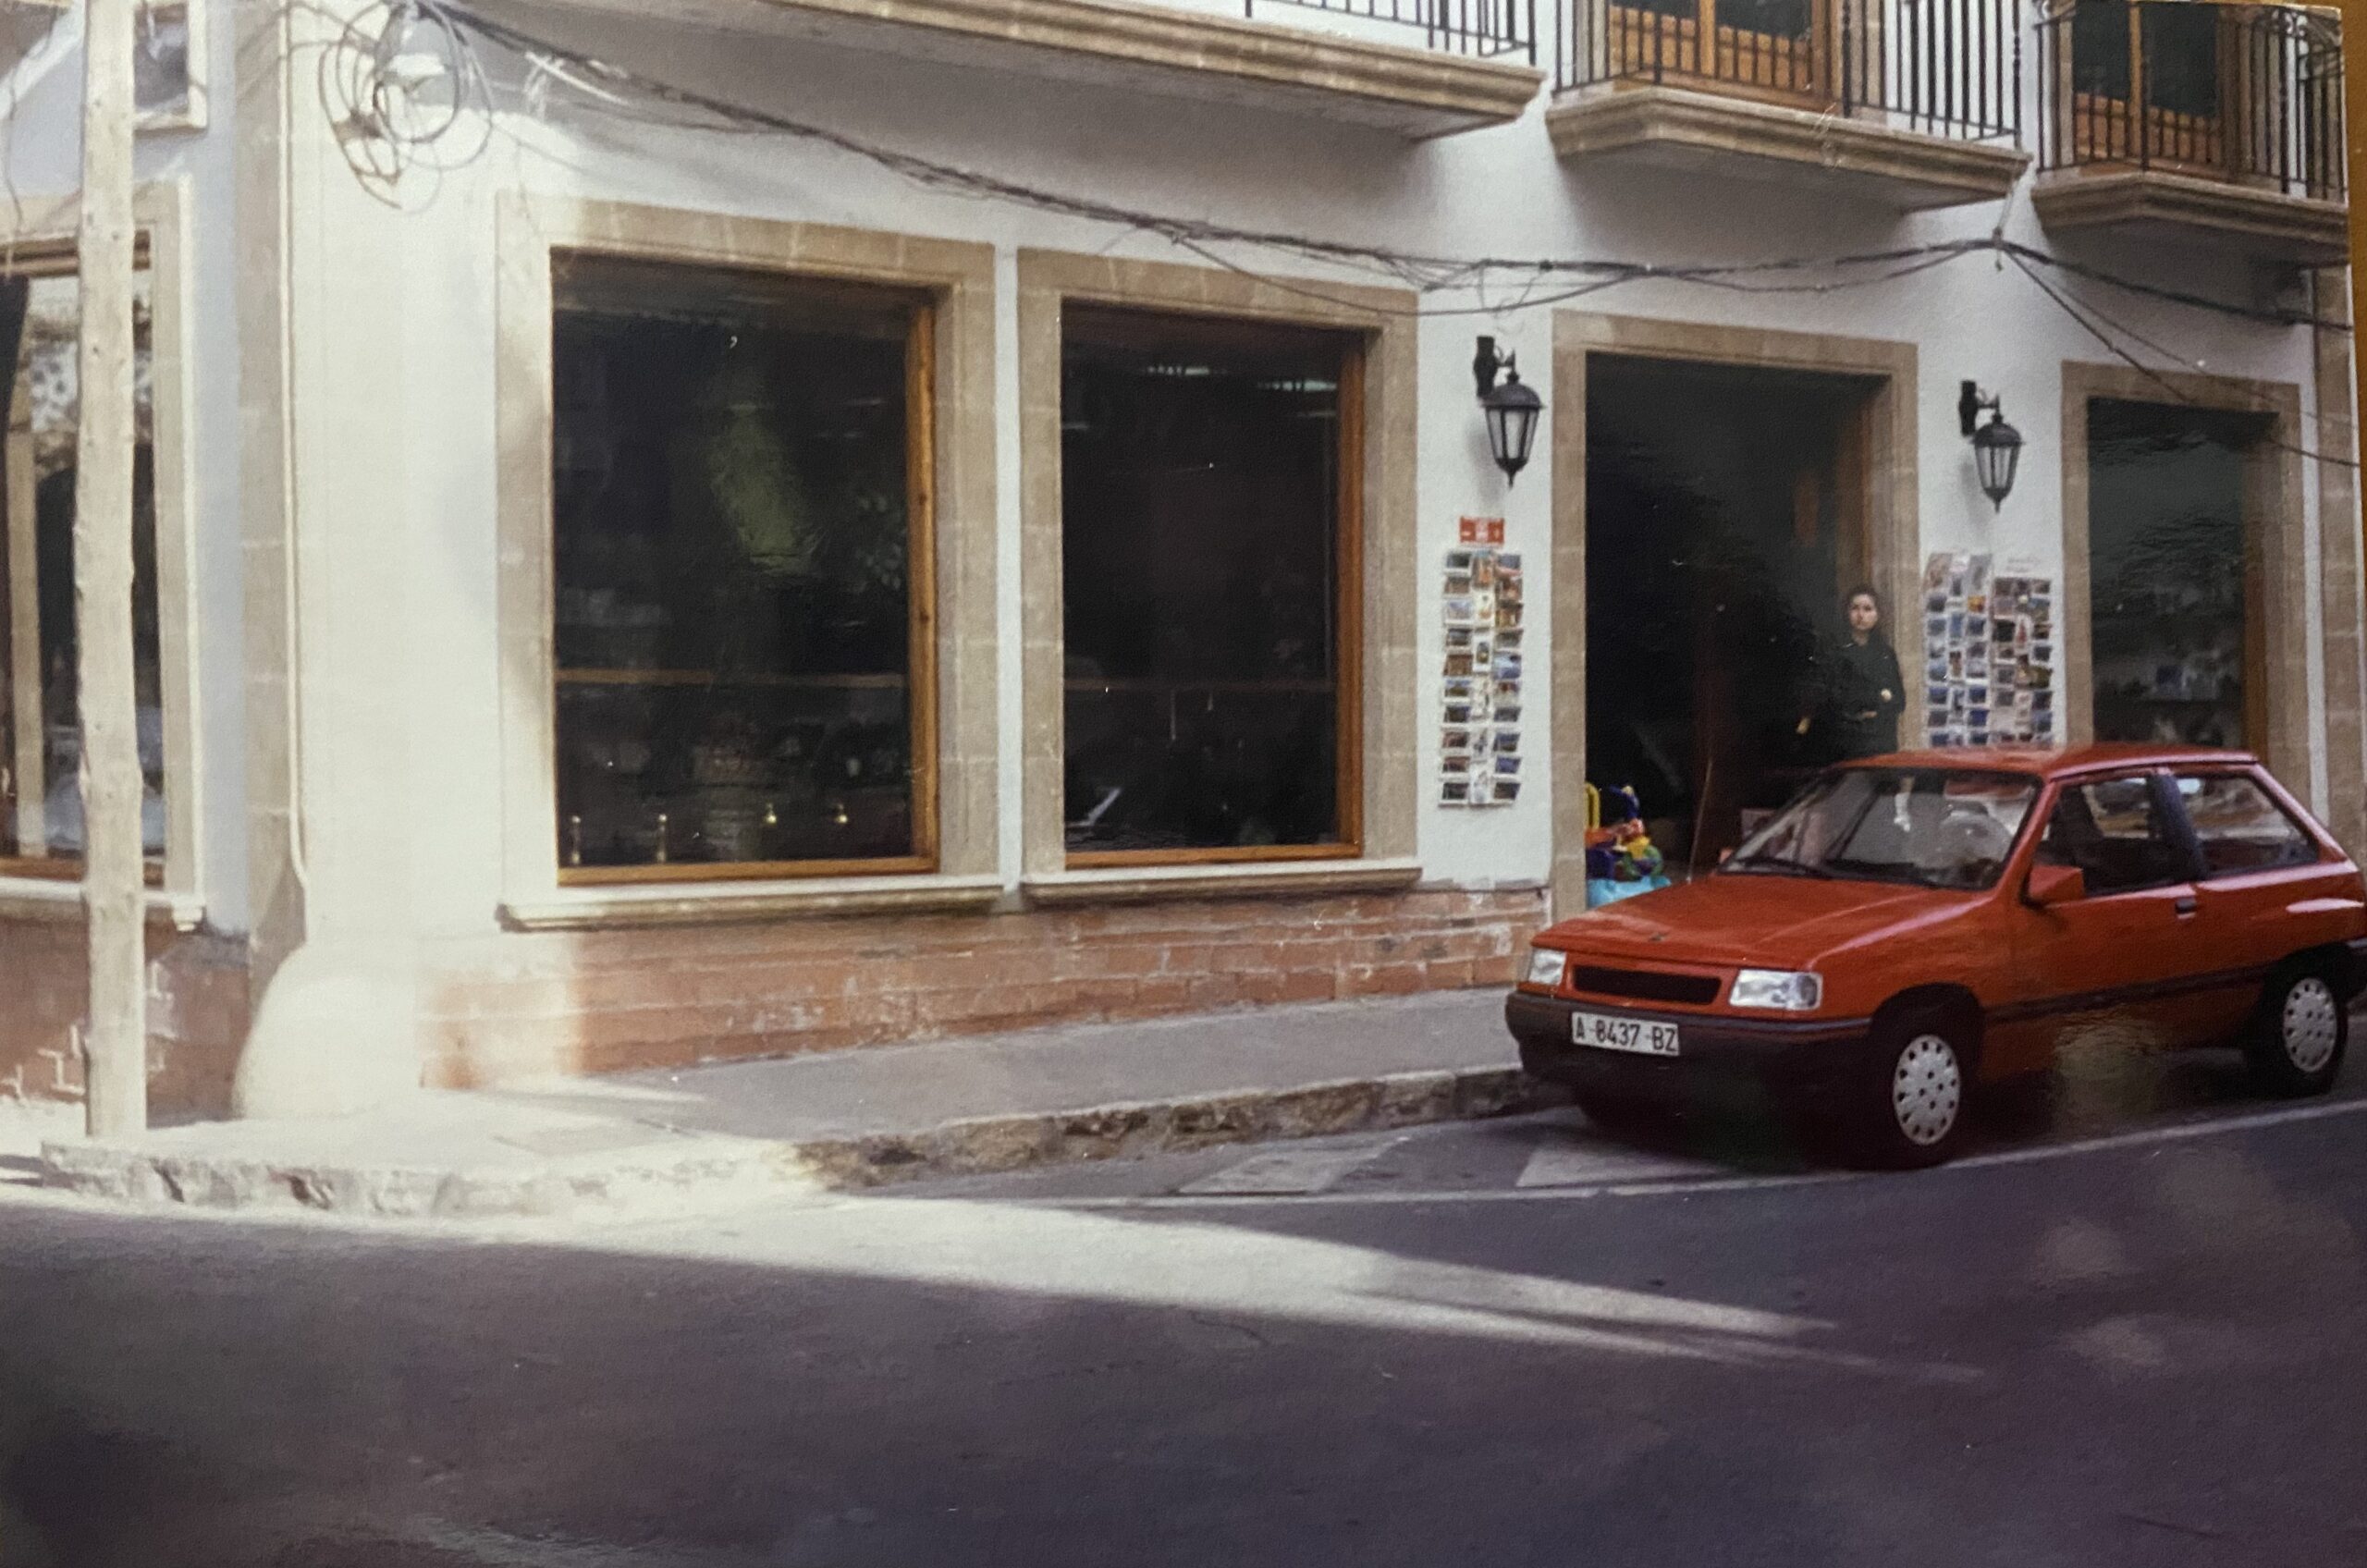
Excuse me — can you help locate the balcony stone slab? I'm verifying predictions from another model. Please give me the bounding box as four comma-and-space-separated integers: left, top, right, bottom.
1547, 84, 2030, 211
521, 0, 1545, 137
2030, 170, 2350, 269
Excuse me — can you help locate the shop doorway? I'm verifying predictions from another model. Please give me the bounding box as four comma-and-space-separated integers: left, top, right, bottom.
2086, 398, 2270, 751
1585, 353, 1880, 874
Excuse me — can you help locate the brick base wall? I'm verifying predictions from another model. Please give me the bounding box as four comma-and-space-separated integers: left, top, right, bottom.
0, 921, 252, 1117
424, 886, 1549, 1088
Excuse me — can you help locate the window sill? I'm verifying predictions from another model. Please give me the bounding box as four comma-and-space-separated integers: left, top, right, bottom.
498, 873, 1006, 931
1023, 856, 1422, 907
0, 878, 205, 932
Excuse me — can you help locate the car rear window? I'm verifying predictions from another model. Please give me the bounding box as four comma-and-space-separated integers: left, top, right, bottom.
2174, 772, 2319, 876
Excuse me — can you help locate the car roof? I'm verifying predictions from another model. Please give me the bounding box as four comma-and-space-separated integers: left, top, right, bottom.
1839, 742, 2260, 780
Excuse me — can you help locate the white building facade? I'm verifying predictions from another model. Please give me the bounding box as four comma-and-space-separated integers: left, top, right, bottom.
0, 0, 2355, 1113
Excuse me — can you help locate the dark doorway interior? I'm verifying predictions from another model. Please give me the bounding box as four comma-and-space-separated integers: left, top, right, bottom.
1586, 354, 1876, 873
2087, 398, 2266, 751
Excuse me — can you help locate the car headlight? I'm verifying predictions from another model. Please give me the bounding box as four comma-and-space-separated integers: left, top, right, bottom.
1729, 969, 1822, 1011
1525, 948, 1567, 988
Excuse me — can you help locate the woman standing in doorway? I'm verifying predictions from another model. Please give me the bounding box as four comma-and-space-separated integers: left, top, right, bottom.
1798, 585, 1906, 760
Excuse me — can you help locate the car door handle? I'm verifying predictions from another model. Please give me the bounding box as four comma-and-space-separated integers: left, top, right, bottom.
2174, 896, 2198, 916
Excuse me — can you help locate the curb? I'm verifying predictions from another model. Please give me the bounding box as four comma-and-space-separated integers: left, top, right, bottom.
39, 1065, 1562, 1220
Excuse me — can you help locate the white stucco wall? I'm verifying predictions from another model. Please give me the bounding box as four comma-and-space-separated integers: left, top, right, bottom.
0, 0, 2353, 946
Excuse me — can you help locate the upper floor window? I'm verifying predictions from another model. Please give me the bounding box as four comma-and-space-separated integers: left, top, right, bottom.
0, 265, 163, 880
550, 256, 933, 879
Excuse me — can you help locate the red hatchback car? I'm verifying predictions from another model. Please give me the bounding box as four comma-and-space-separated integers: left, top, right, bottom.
1508, 746, 2367, 1167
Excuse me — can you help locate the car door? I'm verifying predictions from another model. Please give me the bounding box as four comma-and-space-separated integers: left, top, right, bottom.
2004, 770, 2215, 1067
2178, 766, 2349, 1034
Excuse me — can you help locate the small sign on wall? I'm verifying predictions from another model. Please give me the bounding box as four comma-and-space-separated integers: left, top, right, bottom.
1441, 519, 1523, 807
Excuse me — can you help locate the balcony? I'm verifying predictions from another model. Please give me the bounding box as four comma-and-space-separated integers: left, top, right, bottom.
2033, 1, 2348, 266
1545, 0, 2030, 209
537, 0, 1545, 137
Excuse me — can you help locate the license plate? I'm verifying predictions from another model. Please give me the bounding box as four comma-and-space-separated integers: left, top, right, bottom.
1571, 1010, 1681, 1057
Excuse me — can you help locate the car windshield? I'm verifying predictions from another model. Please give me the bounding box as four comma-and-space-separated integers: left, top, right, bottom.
1724, 767, 2040, 890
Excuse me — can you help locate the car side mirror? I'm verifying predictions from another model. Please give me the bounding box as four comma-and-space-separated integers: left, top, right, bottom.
2024, 864, 2085, 909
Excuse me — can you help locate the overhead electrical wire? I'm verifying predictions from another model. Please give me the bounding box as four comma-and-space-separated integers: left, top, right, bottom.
301, 0, 2351, 346
2009, 251, 2358, 469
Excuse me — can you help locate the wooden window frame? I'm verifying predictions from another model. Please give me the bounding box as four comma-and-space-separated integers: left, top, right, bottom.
1013, 251, 1420, 901
1061, 319, 1367, 872
493, 198, 1000, 925
0, 187, 195, 913
2057, 363, 2309, 795
549, 270, 941, 888
1604, 0, 1837, 111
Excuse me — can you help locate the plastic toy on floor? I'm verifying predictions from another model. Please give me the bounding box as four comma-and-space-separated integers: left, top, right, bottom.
1583, 783, 1673, 908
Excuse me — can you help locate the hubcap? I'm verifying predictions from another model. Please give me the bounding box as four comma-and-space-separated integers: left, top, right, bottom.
2281, 977, 2340, 1075
1891, 1034, 1963, 1146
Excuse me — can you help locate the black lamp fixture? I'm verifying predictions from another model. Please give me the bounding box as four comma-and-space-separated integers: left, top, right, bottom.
1474, 335, 1542, 485
1958, 379, 2023, 511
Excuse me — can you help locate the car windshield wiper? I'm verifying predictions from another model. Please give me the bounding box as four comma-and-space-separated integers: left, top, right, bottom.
1724, 852, 1834, 880
1821, 856, 1925, 884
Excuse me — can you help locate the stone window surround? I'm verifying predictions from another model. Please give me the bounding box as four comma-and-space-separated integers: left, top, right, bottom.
1548, 310, 1921, 920
2057, 361, 2323, 800
492, 196, 1000, 931
0, 181, 204, 934
1013, 249, 1421, 905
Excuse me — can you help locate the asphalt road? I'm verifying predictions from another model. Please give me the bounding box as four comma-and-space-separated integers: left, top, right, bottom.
1, 1040, 2364, 1567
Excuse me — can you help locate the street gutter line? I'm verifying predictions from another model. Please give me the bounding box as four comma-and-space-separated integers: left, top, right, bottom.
1005, 1095, 2367, 1210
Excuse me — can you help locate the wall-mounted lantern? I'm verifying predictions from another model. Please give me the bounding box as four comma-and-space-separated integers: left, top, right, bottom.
1959, 380, 2023, 511
1475, 336, 1542, 485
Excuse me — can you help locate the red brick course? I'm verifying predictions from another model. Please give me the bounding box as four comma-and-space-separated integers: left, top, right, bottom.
1, 886, 1548, 1104
0, 920, 251, 1116
423, 886, 1546, 1089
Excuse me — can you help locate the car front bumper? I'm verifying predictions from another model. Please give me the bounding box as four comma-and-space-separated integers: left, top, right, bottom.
1503, 990, 1875, 1110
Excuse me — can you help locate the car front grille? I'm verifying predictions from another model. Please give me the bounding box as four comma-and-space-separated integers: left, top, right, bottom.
1564, 965, 1722, 1007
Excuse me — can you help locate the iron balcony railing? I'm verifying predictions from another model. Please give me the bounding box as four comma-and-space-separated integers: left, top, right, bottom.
1245, 0, 1539, 61
1557, 0, 2022, 144
2037, 1, 2344, 201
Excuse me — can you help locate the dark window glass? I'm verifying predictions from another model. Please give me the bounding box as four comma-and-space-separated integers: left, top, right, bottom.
2037, 777, 2192, 894
551, 256, 924, 873
2142, 2, 2221, 118
1061, 308, 1351, 856
2072, 0, 2134, 100
2174, 772, 2317, 876
0, 269, 165, 872
1720, 0, 1810, 43
2087, 399, 2261, 751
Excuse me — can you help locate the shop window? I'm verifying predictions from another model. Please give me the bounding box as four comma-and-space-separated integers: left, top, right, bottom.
1060, 307, 1359, 861
550, 256, 933, 879
0, 266, 164, 881
2087, 398, 2263, 752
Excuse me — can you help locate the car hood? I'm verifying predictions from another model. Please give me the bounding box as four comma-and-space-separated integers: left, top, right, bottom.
1542, 874, 1981, 970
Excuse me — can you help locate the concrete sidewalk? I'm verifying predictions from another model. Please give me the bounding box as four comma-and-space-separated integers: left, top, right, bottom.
38, 989, 1542, 1219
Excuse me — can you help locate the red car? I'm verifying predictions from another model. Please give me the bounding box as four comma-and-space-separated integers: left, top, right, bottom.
1508, 746, 2367, 1167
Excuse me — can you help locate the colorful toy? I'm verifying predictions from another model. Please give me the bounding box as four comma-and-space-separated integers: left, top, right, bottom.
1583, 784, 1671, 906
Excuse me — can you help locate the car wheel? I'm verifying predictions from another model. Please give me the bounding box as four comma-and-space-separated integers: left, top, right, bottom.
2245, 963, 2347, 1098
1848, 1009, 1974, 1170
